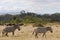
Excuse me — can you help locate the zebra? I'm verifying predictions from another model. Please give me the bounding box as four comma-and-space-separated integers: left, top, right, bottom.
32, 27, 53, 38
2, 24, 23, 37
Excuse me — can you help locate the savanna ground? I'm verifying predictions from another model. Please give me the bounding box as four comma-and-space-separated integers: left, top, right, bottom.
0, 23, 60, 40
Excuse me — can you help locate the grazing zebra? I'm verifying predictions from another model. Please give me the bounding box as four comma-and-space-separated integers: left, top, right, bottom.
2, 24, 23, 37
32, 27, 53, 38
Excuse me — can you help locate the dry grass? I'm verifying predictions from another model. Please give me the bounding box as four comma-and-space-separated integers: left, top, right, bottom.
0, 23, 60, 40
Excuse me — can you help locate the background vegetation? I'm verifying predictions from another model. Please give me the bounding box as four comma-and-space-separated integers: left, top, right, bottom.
0, 10, 60, 26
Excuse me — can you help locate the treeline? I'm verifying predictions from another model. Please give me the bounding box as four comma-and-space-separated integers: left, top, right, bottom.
0, 10, 60, 25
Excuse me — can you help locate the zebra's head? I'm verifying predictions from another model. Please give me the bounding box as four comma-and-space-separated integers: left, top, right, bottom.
14, 24, 20, 31
46, 27, 53, 33
14, 24, 24, 31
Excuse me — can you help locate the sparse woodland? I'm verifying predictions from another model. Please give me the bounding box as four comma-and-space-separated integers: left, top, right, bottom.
0, 10, 60, 26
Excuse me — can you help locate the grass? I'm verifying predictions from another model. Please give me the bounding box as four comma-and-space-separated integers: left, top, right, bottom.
0, 23, 60, 40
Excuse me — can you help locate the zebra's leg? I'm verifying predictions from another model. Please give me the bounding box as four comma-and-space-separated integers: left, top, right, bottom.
6, 33, 8, 37
42, 33, 46, 38
12, 32, 14, 36
2, 31, 4, 37
35, 33, 38, 38
45, 33, 46, 38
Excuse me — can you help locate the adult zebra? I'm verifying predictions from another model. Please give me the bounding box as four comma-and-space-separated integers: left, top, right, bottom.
2, 24, 23, 37
32, 27, 53, 38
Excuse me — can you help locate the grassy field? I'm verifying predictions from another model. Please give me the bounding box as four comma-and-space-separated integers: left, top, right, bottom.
0, 23, 60, 40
